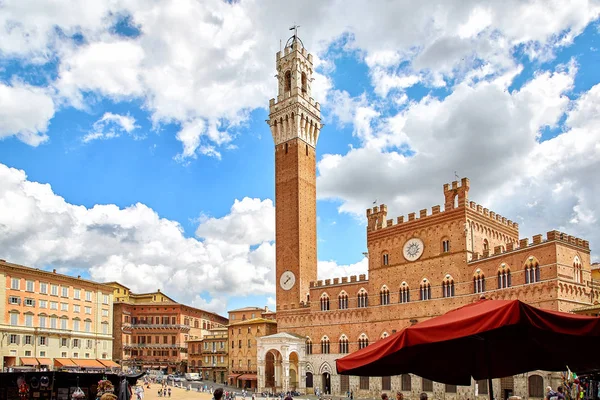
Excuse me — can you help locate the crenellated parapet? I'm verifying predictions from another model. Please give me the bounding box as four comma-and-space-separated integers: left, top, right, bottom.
443, 177, 470, 210
466, 200, 519, 230
309, 274, 368, 289
470, 230, 590, 262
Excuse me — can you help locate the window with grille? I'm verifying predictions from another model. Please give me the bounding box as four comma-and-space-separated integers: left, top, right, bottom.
528, 375, 543, 398
422, 378, 433, 392
359, 376, 369, 390
382, 376, 391, 391
442, 240, 450, 253
321, 338, 330, 354
320, 295, 330, 311
401, 374, 411, 391
399, 285, 410, 303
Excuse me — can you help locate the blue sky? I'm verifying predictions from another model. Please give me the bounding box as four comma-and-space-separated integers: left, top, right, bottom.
1, 1, 599, 315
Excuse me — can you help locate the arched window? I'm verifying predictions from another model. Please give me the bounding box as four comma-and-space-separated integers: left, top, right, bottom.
338, 292, 348, 310
483, 239, 489, 251
357, 289, 368, 308
420, 279, 431, 300
498, 263, 511, 289
380, 286, 390, 305
525, 257, 541, 284
381, 332, 389, 339
305, 338, 313, 355
320, 294, 330, 311
442, 239, 450, 253
358, 334, 369, 349
382, 253, 389, 266
399, 282, 410, 303
573, 256, 583, 284
473, 269, 485, 294
301, 72, 307, 94
339, 335, 349, 354
528, 375, 544, 398
320, 336, 330, 354
442, 275, 455, 298
284, 70, 291, 92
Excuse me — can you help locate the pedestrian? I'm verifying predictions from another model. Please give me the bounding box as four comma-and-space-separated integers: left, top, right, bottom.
158, 388, 162, 397
167, 387, 171, 398
396, 392, 403, 400
350, 390, 353, 400
420, 393, 428, 400
214, 388, 224, 400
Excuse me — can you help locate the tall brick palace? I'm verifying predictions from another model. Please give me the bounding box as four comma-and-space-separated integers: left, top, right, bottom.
256, 35, 596, 400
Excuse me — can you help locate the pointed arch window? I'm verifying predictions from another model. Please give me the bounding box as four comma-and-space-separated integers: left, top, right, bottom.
338, 292, 348, 310
357, 290, 368, 308
442, 275, 455, 298
473, 269, 485, 294
358, 334, 369, 350
320, 336, 330, 354
339, 335, 349, 354
301, 72, 307, 94
284, 70, 292, 92
320, 294, 330, 311
442, 240, 450, 253
420, 279, 431, 300
483, 239, 489, 251
380, 286, 390, 305
305, 338, 313, 355
498, 264, 511, 289
525, 257, 541, 284
573, 256, 582, 284
399, 282, 410, 303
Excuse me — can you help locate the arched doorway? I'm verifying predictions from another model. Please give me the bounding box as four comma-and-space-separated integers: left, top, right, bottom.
289, 352, 299, 390
322, 373, 331, 394
306, 372, 313, 390
265, 349, 283, 392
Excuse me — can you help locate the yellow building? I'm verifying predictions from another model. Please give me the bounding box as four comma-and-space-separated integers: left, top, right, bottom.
0, 259, 116, 371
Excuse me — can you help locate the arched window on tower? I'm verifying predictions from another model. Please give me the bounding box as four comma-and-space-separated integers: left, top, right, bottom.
497, 263, 511, 289
320, 294, 330, 311
339, 335, 349, 354
399, 282, 410, 303
420, 279, 431, 300
524, 257, 541, 284
473, 269, 486, 294
338, 291, 348, 310
301, 72, 307, 94
380, 286, 390, 305
357, 289, 368, 308
442, 275, 455, 298
320, 336, 330, 354
483, 239, 489, 251
284, 70, 292, 93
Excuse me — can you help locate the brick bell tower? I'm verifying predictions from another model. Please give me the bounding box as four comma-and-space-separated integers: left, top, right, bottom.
268, 32, 321, 309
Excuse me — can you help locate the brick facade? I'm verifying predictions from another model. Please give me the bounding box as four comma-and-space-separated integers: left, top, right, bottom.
260, 36, 597, 399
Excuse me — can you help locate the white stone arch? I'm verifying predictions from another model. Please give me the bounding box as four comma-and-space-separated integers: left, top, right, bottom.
257, 333, 308, 393
319, 361, 332, 375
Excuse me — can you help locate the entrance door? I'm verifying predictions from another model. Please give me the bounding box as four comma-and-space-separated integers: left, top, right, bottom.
322, 373, 331, 394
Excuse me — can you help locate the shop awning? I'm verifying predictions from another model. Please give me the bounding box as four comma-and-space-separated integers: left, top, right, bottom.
237, 374, 257, 381
227, 374, 241, 379
20, 357, 39, 366
54, 358, 78, 368
72, 359, 105, 368
36, 358, 52, 366
98, 359, 120, 368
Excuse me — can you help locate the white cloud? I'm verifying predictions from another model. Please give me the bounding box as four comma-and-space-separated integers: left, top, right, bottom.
0, 82, 55, 146
318, 257, 368, 280
0, 163, 277, 314
83, 112, 139, 143
317, 64, 600, 261
2, 0, 598, 154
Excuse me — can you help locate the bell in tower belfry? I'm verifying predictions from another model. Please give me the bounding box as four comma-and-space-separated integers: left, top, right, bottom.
269, 29, 321, 309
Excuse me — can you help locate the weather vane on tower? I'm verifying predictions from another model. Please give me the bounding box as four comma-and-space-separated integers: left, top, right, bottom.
289, 23, 300, 39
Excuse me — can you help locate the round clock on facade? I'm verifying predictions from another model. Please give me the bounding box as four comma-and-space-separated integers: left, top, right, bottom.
403, 238, 424, 261
280, 270, 296, 290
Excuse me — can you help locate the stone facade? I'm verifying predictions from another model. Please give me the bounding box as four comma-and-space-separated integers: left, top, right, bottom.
259, 35, 596, 400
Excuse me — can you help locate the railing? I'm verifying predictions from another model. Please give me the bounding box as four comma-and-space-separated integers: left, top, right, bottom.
128, 323, 190, 330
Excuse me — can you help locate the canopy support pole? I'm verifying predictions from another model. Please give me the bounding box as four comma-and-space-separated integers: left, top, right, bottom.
484, 340, 494, 400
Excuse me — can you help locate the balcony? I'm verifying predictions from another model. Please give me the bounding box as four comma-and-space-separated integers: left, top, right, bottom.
124, 343, 184, 350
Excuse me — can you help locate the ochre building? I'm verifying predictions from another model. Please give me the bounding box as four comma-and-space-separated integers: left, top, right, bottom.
0, 260, 116, 371
108, 282, 228, 373
228, 306, 277, 390
192, 326, 229, 384
257, 35, 596, 400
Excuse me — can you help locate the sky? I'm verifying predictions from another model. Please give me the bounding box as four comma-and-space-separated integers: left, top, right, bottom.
1, 1, 599, 317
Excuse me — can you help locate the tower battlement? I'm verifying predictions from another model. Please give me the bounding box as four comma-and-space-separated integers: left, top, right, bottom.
367, 178, 519, 233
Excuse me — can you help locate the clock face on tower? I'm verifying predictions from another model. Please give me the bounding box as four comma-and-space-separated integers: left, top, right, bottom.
279, 270, 296, 291
403, 238, 424, 261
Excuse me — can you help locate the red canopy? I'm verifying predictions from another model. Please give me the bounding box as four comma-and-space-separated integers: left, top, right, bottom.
336, 299, 600, 385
